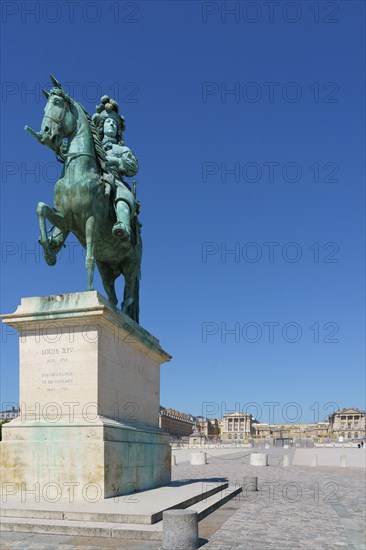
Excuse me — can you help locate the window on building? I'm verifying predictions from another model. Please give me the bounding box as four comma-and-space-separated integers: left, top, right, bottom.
347, 432, 352, 438
355, 432, 359, 439
348, 423, 352, 429
354, 416, 359, 420
341, 416, 346, 420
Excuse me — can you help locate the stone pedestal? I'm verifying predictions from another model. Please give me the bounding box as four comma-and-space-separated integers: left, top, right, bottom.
0, 292, 172, 499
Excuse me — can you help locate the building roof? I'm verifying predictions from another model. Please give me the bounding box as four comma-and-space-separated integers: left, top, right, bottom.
223, 411, 252, 418
329, 408, 365, 418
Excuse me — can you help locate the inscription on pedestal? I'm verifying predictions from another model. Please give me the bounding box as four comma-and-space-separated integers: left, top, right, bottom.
19, 326, 98, 417
40, 346, 75, 392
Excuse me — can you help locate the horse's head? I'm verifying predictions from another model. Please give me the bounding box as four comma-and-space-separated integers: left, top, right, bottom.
39, 75, 76, 151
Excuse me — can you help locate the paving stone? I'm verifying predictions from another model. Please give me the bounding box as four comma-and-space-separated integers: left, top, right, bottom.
1, 447, 365, 549
171, 447, 365, 550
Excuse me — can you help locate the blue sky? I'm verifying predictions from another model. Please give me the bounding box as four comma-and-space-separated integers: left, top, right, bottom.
1, 1, 365, 423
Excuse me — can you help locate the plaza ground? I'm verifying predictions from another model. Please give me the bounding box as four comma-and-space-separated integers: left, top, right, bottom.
1, 447, 365, 549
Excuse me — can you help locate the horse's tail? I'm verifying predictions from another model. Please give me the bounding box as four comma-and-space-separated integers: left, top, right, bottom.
131, 216, 142, 324
131, 269, 140, 324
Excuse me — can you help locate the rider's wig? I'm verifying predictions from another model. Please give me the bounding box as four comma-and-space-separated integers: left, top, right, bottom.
92, 95, 126, 144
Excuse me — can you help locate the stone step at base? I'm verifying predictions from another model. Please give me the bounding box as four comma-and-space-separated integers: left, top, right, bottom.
0, 486, 242, 540
0, 516, 163, 540
186, 485, 242, 521
1, 480, 228, 525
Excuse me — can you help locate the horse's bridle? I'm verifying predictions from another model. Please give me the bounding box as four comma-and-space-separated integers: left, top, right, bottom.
43, 94, 70, 137
45, 94, 97, 167
44, 94, 75, 161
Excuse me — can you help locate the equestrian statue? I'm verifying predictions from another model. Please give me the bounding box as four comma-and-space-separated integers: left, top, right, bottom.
25, 75, 142, 323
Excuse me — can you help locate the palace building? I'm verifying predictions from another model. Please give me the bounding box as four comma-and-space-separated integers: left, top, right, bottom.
328, 408, 365, 441
159, 406, 195, 438
221, 412, 256, 441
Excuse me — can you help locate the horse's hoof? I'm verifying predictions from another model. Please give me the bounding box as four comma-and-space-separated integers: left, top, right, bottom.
113, 222, 130, 241
44, 250, 57, 266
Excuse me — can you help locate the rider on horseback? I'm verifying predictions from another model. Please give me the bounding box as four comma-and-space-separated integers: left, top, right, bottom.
28, 75, 142, 321
92, 96, 138, 241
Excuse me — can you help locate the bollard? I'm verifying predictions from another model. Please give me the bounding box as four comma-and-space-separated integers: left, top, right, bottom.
283, 454, 290, 467
242, 476, 258, 492
311, 455, 318, 467
172, 454, 177, 466
340, 455, 347, 468
163, 510, 199, 550
190, 452, 207, 465
250, 453, 268, 466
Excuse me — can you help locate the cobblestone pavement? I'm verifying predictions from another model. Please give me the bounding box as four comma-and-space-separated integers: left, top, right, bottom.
173, 447, 365, 550
1, 447, 365, 549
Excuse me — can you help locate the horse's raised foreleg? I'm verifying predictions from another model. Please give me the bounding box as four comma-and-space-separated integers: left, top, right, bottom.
85, 216, 96, 290
36, 202, 67, 266
49, 226, 70, 254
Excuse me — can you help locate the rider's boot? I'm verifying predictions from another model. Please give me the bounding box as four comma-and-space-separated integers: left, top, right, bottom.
112, 199, 131, 240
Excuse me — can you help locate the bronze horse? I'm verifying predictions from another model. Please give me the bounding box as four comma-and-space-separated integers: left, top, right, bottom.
26, 76, 142, 322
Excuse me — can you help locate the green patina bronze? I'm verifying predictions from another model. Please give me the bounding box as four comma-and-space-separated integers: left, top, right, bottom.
25, 75, 142, 323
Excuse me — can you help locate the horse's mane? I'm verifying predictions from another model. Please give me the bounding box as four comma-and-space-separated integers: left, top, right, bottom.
75, 101, 108, 175
50, 86, 107, 175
